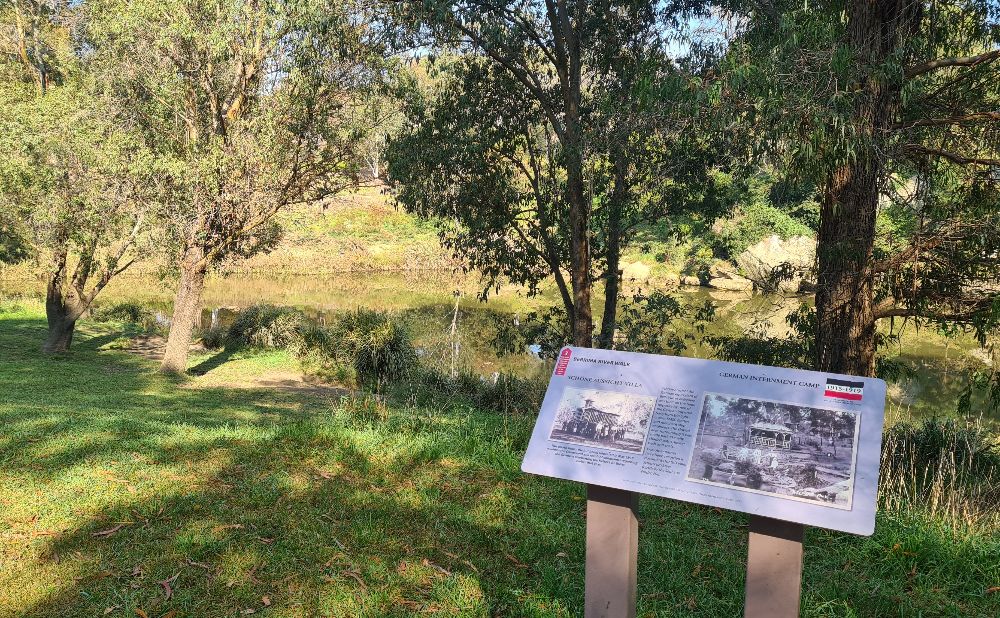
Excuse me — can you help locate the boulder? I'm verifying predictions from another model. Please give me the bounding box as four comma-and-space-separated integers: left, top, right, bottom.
708, 275, 753, 292
621, 260, 652, 282
736, 235, 816, 293
680, 275, 702, 287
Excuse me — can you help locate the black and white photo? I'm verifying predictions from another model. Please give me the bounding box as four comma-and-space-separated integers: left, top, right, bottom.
687, 393, 860, 508
549, 388, 656, 454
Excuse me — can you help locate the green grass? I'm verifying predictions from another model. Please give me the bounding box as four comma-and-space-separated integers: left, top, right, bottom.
2, 302, 999, 617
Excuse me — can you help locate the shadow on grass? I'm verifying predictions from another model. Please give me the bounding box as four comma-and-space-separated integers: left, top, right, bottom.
3, 313, 998, 617
188, 347, 239, 376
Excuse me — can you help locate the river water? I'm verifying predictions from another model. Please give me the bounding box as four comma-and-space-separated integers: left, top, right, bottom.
2, 270, 993, 424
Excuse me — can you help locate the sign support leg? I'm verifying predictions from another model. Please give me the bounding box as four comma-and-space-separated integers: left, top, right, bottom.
585, 484, 639, 618
744, 515, 804, 618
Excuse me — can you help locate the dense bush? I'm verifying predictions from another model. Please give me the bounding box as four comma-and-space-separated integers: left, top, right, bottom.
712, 200, 814, 259
225, 304, 304, 350
407, 367, 546, 416
91, 301, 154, 325
199, 324, 229, 350
293, 309, 416, 387
331, 309, 416, 385
881, 419, 1000, 532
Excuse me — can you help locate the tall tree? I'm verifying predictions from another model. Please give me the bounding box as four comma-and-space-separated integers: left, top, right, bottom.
0, 0, 153, 352
86, 0, 389, 372
724, 0, 1000, 376
388, 1, 715, 348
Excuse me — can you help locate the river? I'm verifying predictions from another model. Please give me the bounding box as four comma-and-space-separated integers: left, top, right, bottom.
2, 270, 994, 425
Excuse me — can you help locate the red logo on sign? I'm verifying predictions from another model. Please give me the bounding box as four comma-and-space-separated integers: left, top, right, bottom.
554, 348, 572, 375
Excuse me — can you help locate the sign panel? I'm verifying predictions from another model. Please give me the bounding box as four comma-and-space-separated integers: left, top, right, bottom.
521, 347, 887, 535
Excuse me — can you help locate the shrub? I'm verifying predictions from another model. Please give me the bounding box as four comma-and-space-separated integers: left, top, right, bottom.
293, 309, 416, 387
880, 419, 1000, 532
199, 324, 228, 350
404, 367, 546, 416
91, 302, 154, 325
226, 304, 304, 350
713, 201, 814, 259
331, 309, 416, 386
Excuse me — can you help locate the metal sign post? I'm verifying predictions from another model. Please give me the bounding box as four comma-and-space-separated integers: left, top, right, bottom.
584, 484, 639, 618
744, 516, 805, 618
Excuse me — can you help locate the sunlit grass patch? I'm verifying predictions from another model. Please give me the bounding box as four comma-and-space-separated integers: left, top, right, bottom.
2, 305, 999, 617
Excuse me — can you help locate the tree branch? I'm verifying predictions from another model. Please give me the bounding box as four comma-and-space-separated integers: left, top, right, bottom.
902, 144, 1000, 167
904, 49, 1000, 79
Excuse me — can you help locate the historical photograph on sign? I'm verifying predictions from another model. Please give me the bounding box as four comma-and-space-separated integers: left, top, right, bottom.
686, 393, 860, 508
549, 387, 656, 454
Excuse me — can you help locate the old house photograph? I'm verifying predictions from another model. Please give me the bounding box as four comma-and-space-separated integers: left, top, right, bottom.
686, 392, 860, 508
549, 388, 656, 454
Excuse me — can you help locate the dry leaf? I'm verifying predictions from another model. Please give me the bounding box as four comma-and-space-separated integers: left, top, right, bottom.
160, 612, 179, 618
159, 573, 179, 600
92, 524, 126, 538
261, 596, 271, 607
185, 558, 212, 571
103, 606, 120, 616
986, 586, 1000, 595
135, 610, 149, 618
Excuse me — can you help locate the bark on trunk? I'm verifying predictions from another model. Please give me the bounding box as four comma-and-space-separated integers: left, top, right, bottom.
565, 115, 592, 348
42, 249, 79, 353
816, 163, 879, 376
815, 0, 920, 376
161, 247, 208, 374
43, 307, 77, 353
597, 155, 627, 349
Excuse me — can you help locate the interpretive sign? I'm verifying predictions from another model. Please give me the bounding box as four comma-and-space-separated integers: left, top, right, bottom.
522, 347, 887, 535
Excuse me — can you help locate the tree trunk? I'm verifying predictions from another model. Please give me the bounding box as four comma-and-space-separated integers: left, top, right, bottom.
42, 249, 79, 353
815, 163, 879, 376
598, 154, 627, 349
43, 304, 77, 353
161, 246, 208, 374
564, 98, 592, 347
815, 0, 919, 376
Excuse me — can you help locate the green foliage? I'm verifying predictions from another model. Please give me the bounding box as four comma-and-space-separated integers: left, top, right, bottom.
711, 175, 816, 259
405, 367, 547, 416
91, 302, 154, 326
294, 309, 416, 387
225, 304, 304, 351
881, 419, 1000, 532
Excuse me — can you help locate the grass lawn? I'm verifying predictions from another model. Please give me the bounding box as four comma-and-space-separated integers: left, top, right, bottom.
1, 302, 998, 617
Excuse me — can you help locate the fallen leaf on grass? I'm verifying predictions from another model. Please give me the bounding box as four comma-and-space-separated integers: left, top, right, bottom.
159, 573, 180, 600
261, 596, 271, 607
986, 586, 1000, 595
160, 611, 179, 618
422, 559, 451, 577
247, 564, 264, 585
103, 606, 120, 615
504, 553, 528, 569
342, 569, 368, 590
92, 524, 126, 538
135, 610, 149, 618
185, 558, 212, 571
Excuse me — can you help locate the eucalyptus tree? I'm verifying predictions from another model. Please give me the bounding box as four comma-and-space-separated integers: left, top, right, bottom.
388, 0, 715, 348
0, 0, 154, 352
723, 0, 1000, 377
85, 0, 391, 373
